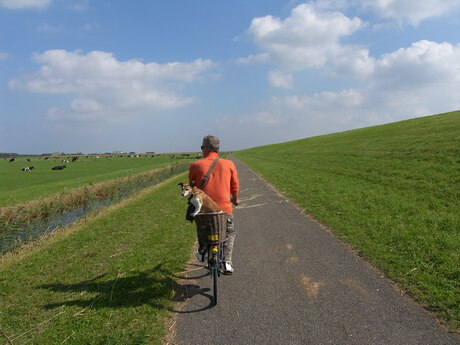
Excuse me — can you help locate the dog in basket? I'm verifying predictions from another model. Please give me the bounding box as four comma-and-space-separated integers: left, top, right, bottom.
178, 182, 224, 218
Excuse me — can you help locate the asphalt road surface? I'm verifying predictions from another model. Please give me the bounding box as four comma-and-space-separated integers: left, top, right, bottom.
169, 157, 459, 345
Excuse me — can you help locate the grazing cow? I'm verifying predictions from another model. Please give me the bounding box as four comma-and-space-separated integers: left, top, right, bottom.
27, 158, 31, 162
9, 158, 15, 162
52, 165, 67, 170
21, 166, 35, 171
71, 157, 79, 162
62, 159, 70, 163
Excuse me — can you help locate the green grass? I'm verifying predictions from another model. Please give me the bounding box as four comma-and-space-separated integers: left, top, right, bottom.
0, 163, 190, 234
234, 110, 460, 330
0, 173, 196, 344
0, 155, 185, 206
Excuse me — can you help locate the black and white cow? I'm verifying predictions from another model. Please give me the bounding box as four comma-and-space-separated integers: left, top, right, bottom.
22, 166, 35, 171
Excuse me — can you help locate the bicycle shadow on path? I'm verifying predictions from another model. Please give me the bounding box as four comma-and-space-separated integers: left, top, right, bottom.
170, 262, 219, 313
37, 262, 216, 313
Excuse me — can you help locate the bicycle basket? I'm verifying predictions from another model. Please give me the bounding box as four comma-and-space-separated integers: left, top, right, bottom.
194, 212, 227, 243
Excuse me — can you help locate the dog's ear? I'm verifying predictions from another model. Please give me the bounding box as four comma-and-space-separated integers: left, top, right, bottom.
178, 182, 184, 187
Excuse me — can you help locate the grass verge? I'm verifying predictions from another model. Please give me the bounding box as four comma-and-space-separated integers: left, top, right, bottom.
234, 111, 459, 330
0, 173, 196, 345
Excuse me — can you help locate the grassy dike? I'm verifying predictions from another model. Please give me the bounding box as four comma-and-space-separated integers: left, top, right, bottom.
0, 173, 195, 345
234, 111, 459, 330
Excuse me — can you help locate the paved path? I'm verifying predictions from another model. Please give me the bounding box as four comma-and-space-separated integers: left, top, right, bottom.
170, 158, 459, 345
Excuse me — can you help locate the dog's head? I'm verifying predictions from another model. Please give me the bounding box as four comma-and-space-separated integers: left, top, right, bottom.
178, 182, 194, 197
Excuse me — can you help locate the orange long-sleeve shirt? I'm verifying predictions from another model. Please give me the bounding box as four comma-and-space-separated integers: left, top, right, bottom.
189, 152, 239, 215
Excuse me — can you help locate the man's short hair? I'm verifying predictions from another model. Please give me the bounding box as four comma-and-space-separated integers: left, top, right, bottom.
202, 135, 220, 152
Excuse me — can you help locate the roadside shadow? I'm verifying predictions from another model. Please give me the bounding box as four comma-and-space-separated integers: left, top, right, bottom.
170, 280, 215, 313
37, 263, 215, 312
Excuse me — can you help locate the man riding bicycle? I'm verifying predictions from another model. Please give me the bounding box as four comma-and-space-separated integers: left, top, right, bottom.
189, 135, 240, 274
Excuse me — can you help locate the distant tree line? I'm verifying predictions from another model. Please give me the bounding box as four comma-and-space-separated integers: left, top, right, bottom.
0, 153, 19, 158
0, 153, 46, 158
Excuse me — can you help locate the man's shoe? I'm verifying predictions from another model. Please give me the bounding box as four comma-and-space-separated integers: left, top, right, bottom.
223, 262, 234, 275
196, 250, 207, 262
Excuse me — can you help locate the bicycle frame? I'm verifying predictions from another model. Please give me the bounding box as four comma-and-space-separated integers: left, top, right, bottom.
194, 212, 227, 306
207, 233, 223, 305
208, 234, 221, 269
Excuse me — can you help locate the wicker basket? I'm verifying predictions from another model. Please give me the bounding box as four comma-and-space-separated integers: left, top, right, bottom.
194, 212, 227, 244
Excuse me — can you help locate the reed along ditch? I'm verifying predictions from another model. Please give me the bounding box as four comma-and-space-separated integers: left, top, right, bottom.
0, 162, 190, 255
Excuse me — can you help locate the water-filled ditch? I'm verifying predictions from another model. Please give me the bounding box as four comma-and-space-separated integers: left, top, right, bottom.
0, 163, 189, 255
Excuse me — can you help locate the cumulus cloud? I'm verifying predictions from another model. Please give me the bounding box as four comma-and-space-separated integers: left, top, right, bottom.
245, 3, 364, 70
36, 22, 63, 32
371, 40, 460, 91
268, 70, 294, 89
360, 0, 460, 26
240, 3, 368, 87
0, 0, 51, 9
327, 46, 375, 78
236, 53, 270, 65
81, 23, 94, 30
241, 1, 460, 84
0, 52, 12, 60
70, 98, 103, 113
68, 0, 89, 11
222, 40, 460, 148
9, 49, 216, 122
220, 111, 281, 126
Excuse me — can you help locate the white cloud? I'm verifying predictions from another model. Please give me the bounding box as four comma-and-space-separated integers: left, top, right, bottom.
0, 0, 51, 9
81, 23, 94, 30
268, 70, 294, 89
0, 51, 12, 60
309, 0, 351, 11
327, 46, 375, 78
371, 40, 460, 91
68, 0, 89, 11
360, 0, 460, 26
236, 53, 270, 65
70, 98, 103, 113
221, 111, 281, 126
244, 3, 364, 70
37, 22, 63, 32
241, 1, 460, 84
9, 49, 216, 122
221, 40, 460, 149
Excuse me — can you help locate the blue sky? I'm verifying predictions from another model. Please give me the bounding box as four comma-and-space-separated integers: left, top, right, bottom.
1, 0, 460, 154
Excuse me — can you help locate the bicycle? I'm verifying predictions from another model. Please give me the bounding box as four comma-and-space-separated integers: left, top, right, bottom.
194, 212, 227, 306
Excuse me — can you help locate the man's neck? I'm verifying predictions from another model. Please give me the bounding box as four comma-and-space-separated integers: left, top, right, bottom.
204, 151, 219, 159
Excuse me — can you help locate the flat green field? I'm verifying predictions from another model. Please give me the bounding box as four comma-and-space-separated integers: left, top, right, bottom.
0, 155, 191, 207
234, 110, 460, 329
